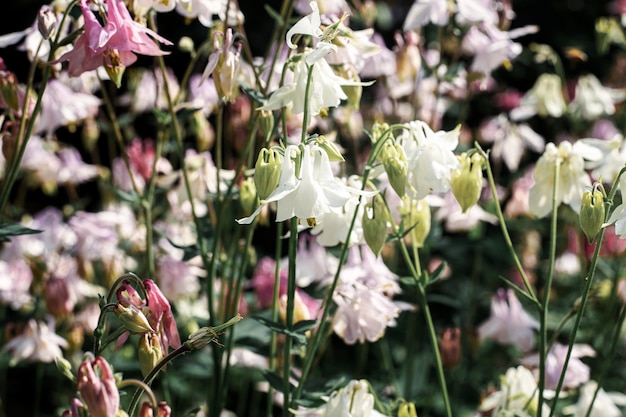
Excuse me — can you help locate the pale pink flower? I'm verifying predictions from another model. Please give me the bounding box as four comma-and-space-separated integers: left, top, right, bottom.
55, 0, 172, 77
504, 169, 534, 218
156, 255, 201, 302
0, 259, 33, 310
403, 0, 450, 31
2, 318, 68, 364
35, 78, 101, 135
144, 279, 182, 349
187, 74, 219, 116
480, 113, 545, 171
129, 68, 180, 113
331, 245, 403, 344
462, 23, 538, 76
521, 343, 595, 390
478, 288, 539, 352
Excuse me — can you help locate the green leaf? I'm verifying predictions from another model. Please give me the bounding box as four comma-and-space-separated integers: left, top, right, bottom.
264, 4, 285, 26
241, 83, 267, 105
261, 370, 295, 394
251, 315, 308, 345
0, 223, 42, 242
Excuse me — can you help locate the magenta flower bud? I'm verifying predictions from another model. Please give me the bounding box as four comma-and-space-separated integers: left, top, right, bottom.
77, 357, 120, 417
138, 401, 172, 417
45, 276, 76, 318
144, 280, 181, 349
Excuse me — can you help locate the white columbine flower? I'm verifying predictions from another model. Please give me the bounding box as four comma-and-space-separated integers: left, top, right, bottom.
478, 366, 551, 417
569, 73, 626, 120
2, 318, 68, 365
260, 2, 371, 116
397, 120, 460, 200
529, 139, 607, 218
511, 73, 567, 121
296, 379, 388, 417
562, 381, 626, 417
237, 144, 374, 225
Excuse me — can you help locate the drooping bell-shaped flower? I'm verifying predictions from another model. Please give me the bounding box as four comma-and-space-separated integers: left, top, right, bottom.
55, 0, 172, 78
77, 356, 120, 417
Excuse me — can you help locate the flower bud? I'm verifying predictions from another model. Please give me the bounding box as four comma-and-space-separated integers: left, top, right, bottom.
362, 194, 389, 257
45, 276, 76, 318
77, 357, 120, 417
254, 148, 282, 200
439, 327, 461, 368
315, 135, 344, 162
139, 401, 171, 417
178, 36, 195, 53
402, 197, 431, 247
138, 333, 163, 377
258, 110, 274, 140
579, 189, 605, 242
0, 71, 19, 111
398, 402, 417, 417
451, 152, 483, 213
239, 177, 257, 216
114, 303, 155, 334
186, 314, 243, 351
380, 141, 408, 197
371, 122, 390, 144
37, 5, 57, 40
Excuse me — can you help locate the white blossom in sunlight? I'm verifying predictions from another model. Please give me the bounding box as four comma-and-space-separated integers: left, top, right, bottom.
260, 49, 370, 116
529, 139, 608, 218
295, 379, 388, 417
563, 381, 626, 417
511, 74, 567, 120
175, 0, 244, 27
569, 74, 626, 120
397, 120, 460, 200
238, 144, 374, 225
478, 366, 551, 417
2, 318, 67, 365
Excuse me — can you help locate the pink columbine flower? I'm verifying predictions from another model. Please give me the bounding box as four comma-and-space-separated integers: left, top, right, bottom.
77, 356, 120, 417
144, 279, 182, 349
116, 279, 181, 351
478, 288, 539, 352
56, 0, 172, 77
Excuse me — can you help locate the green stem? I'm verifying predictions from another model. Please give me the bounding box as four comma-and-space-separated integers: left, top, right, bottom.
394, 233, 452, 417
282, 217, 299, 417
538, 161, 561, 417
547, 167, 626, 415
583, 305, 626, 417
267, 221, 284, 417
476, 143, 539, 304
